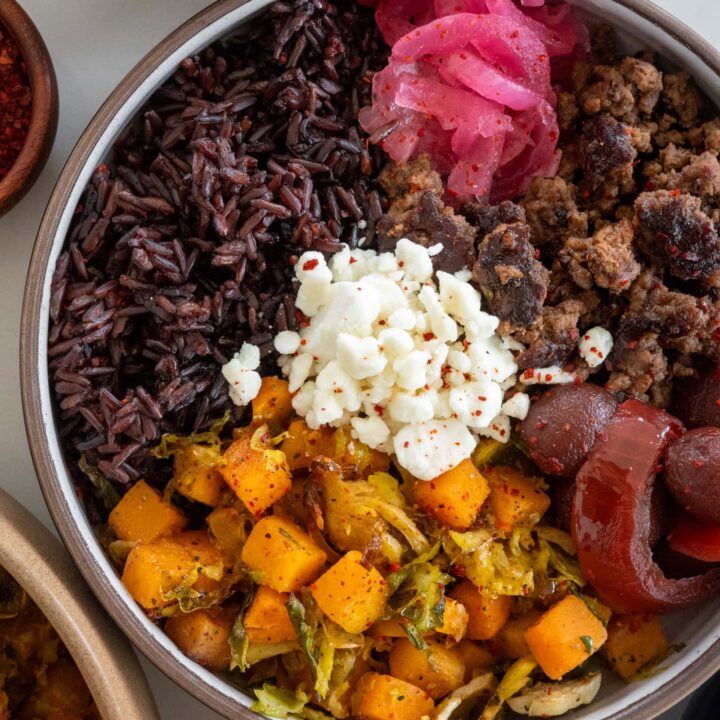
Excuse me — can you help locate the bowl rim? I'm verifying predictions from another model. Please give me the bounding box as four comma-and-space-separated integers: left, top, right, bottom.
18, 0, 720, 718
0, 488, 160, 719
0, 0, 58, 214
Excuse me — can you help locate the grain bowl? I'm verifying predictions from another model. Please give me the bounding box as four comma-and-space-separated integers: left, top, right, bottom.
20, 0, 720, 718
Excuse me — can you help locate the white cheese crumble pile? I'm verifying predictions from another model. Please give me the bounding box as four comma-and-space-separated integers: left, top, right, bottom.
222, 238, 614, 482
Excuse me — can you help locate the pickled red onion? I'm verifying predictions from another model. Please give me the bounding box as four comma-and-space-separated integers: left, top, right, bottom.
360, 1, 587, 200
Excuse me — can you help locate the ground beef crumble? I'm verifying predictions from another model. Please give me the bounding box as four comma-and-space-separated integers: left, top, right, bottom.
475, 29, 720, 405
377, 156, 476, 273
472, 223, 549, 327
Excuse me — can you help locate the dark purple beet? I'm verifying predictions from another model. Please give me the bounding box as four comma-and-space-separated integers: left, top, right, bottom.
665, 427, 720, 524
518, 383, 618, 478
672, 367, 720, 429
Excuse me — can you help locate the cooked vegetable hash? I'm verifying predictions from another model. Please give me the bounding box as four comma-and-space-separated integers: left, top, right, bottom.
49, 0, 720, 718
0, 569, 98, 719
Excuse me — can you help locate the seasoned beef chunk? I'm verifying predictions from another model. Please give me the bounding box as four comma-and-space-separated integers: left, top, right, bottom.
634, 190, 720, 281
577, 113, 637, 188
520, 177, 588, 251
578, 57, 662, 122
509, 298, 591, 370
559, 219, 641, 293
607, 332, 670, 405
377, 191, 475, 273
462, 201, 526, 238
662, 72, 702, 128
377, 157, 476, 273
379, 155, 444, 209
666, 152, 720, 200
472, 223, 549, 327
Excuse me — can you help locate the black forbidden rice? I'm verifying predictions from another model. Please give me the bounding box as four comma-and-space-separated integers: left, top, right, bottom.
47, 0, 389, 515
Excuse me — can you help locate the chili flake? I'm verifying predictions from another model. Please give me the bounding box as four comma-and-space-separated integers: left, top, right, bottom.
0, 24, 32, 180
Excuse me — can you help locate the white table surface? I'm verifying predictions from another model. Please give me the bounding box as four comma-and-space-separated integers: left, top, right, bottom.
1, 0, 718, 717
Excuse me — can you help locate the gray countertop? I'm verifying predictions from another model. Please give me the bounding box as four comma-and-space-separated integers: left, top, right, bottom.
1, 0, 717, 717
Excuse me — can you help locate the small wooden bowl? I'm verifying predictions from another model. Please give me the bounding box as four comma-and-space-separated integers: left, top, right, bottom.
0, 488, 160, 719
0, 0, 58, 215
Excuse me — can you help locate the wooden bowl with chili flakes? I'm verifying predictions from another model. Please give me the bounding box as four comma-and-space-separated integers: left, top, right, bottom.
0, 0, 57, 216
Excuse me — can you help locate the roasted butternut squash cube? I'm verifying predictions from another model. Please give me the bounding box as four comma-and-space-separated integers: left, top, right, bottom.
490, 609, 542, 659
281, 420, 389, 475
173, 530, 228, 594
389, 638, 465, 699
605, 614, 669, 680
281, 420, 336, 471
310, 551, 387, 634
524, 595, 607, 680
220, 428, 292, 517
173, 444, 226, 506
252, 377, 294, 430
244, 586, 297, 644
109, 479, 187, 543
414, 459, 490, 530
449, 580, 512, 641
122, 539, 197, 610
439, 597, 469, 642
486, 466, 550, 532
165, 607, 232, 670
455, 640, 496, 681
241, 516, 327, 593
121, 531, 225, 610
351, 672, 434, 720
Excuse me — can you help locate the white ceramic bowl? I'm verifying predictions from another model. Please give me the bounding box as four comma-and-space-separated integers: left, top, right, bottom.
19, 1, 720, 718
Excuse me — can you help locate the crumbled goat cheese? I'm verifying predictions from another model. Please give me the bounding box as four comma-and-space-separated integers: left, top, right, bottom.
221, 342, 262, 406
578, 326, 614, 368
501, 392, 531, 420
274, 330, 301, 355
224, 239, 582, 480
520, 366, 577, 385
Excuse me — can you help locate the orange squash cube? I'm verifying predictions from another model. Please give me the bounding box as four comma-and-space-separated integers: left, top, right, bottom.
486, 466, 550, 532
389, 638, 465, 699
281, 420, 336, 471
605, 614, 669, 680
252, 377, 294, 430
438, 597, 469, 642
490, 609, 542, 659
173, 444, 226, 506
241, 516, 327, 593
244, 587, 297, 644
455, 640, 496, 681
165, 607, 233, 670
122, 539, 199, 610
414, 459, 490, 530
173, 530, 228, 594
109, 479, 187, 543
524, 595, 607, 679
449, 580, 512, 641
310, 551, 388, 634
351, 673, 434, 720
220, 428, 292, 517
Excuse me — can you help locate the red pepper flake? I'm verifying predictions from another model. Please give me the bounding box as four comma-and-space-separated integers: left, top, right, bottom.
302, 258, 319, 271
423, 332, 435, 341
0, 25, 32, 179
693, 460, 705, 469
349, 256, 358, 265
